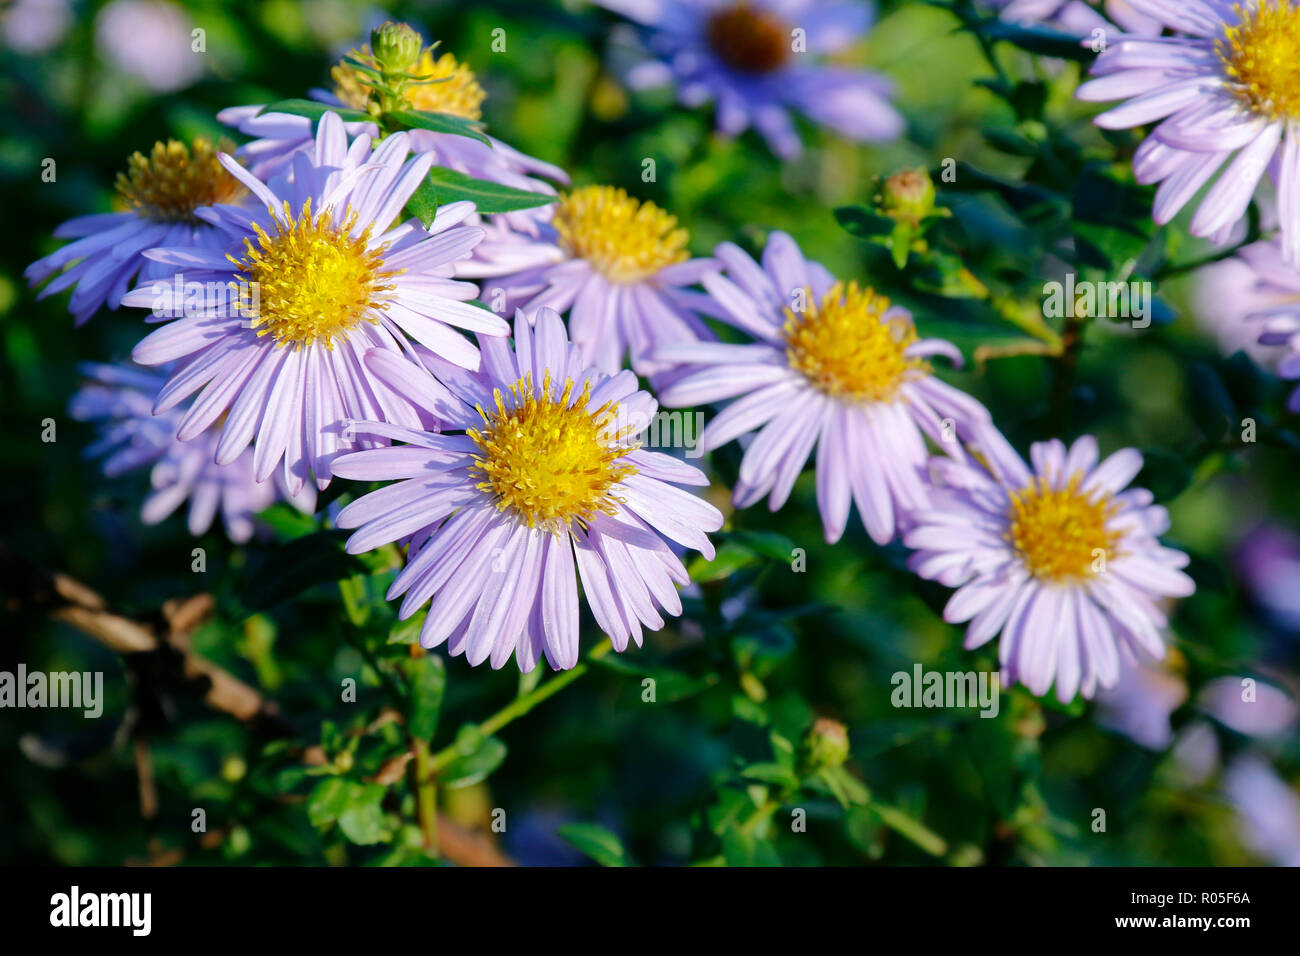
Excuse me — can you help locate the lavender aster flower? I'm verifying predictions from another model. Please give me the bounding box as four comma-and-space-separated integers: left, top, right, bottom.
1094, 656, 1187, 749
331, 307, 724, 671
1223, 756, 1300, 866
485, 185, 717, 377
71, 362, 314, 543
26, 138, 245, 325
124, 112, 502, 495
654, 231, 994, 545
904, 431, 1196, 702
596, 0, 903, 159
1076, 0, 1300, 263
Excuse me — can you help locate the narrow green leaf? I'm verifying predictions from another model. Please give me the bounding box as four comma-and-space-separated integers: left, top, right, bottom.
258, 99, 369, 124
557, 823, 633, 867
404, 167, 557, 225
385, 108, 490, 144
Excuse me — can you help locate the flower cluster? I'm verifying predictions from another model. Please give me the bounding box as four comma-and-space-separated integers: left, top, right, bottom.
28, 17, 1201, 700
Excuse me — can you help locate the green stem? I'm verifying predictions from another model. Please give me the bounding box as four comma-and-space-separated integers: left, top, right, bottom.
412, 739, 438, 857
429, 639, 613, 772
871, 801, 948, 857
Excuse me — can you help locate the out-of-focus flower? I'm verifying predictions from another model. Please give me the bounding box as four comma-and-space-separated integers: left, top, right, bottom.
986, 0, 1161, 43
26, 139, 245, 326
218, 35, 566, 238
1094, 657, 1188, 749
95, 0, 203, 92
1, 0, 72, 53
1234, 523, 1300, 631
595, 0, 903, 159
655, 231, 993, 545
71, 362, 314, 542
124, 113, 499, 495
1223, 756, 1300, 866
905, 431, 1195, 702
1076, 0, 1300, 264
331, 307, 723, 671
1199, 675, 1299, 736
485, 186, 715, 377
1190, 245, 1290, 364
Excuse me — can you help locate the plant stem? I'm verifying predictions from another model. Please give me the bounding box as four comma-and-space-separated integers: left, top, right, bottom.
412, 738, 438, 857
429, 639, 613, 772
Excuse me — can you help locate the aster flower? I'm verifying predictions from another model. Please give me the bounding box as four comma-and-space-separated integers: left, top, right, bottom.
903, 431, 1196, 702
331, 307, 724, 672
218, 42, 565, 237
1093, 656, 1187, 749
596, 0, 903, 159
1223, 756, 1300, 866
1075, 0, 1300, 264
71, 362, 314, 543
1190, 239, 1291, 363
26, 138, 245, 325
484, 185, 716, 377
654, 231, 994, 545
124, 112, 502, 495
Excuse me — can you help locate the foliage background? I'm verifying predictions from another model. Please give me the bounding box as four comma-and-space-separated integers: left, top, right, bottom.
1, 0, 1297, 866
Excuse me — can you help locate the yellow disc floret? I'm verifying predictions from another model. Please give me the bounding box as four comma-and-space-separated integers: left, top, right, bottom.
1219, 0, 1300, 121
553, 186, 690, 284
333, 48, 486, 120
783, 281, 928, 402
115, 138, 245, 224
469, 374, 639, 532
1007, 473, 1119, 582
706, 2, 793, 73
231, 198, 398, 348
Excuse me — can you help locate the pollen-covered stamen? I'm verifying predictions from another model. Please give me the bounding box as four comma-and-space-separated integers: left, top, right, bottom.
231, 198, 398, 348
1219, 0, 1300, 121
706, 2, 793, 73
1007, 473, 1119, 582
469, 373, 640, 532
333, 48, 486, 120
115, 138, 245, 224
553, 186, 690, 284
783, 281, 929, 402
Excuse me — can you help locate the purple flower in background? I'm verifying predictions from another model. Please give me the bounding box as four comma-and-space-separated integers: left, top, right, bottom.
655, 231, 993, 545
125, 113, 501, 495
1199, 675, 1299, 736
1223, 756, 1300, 866
26, 139, 246, 326
986, 0, 1160, 42
332, 307, 724, 671
71, 363, 314, 542
904, 431, 1195, 702
1235, 523, 1300, 630
1076, 0, 1300, 263
1190, 241, 1293, 364
596, 0, 903, 159
1, 0, 72, 54
1094, 657, 1187, 749
485, 185, 716, 377
95, 0, 203, 92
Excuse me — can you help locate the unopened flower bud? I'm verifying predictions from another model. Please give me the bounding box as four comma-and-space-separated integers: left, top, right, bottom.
370, 21, 422, 73
801, 717, 850, 771
879, 168, 936, 224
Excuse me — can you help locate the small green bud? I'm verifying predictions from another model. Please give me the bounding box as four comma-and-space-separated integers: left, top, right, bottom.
878, 168, 936, 224
221, 754, 247, 783
801, 717, 850, 771
370, 21, 422, 73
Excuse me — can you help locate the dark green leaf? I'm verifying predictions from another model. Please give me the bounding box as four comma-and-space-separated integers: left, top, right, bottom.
557, 823, 633, 867
400, 654, 445, 741
437, 726, 507, 789
241, 530, 366, 612
404, 167, 556, 226
258, 99, 369, 124
384, 108, 490, 144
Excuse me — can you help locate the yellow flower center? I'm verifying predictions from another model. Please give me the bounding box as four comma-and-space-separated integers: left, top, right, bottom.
469, 374, 639, 532
553, 186, 690, 284
231, 198, 398, 348
1007, 474, 1119, 582
783, 282, 929, 402
114, 138, 245, 224
1219, 0, 1300, 121
334, 48, 486, 120
706, 2, 793, 73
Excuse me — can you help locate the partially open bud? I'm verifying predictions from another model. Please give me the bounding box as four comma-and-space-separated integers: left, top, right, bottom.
879, 168, 936, 225
370, 21, 422, 73
801, 717, 850, 772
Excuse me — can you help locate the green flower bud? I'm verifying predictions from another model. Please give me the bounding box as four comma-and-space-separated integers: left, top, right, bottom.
879, 168, 936, 224
370, 21, 422, 73
801, 717, 850, 771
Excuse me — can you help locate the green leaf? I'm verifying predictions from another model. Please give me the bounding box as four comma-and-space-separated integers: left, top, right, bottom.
721, 826, 781, 866
306, 778, 350, 828
592, 654, 717, 703
834, 205, 894, 239
384, 108, 490, 144
404, 167, 556, 225
241, 530, 366, 612
980, 21, 1094, 61
258, 99, 369, 124
388, 613, 424, 645
557, 823, 634, 867
338, 784, 389, 845
437, 726, 507, 789
400, 655, 445, 741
